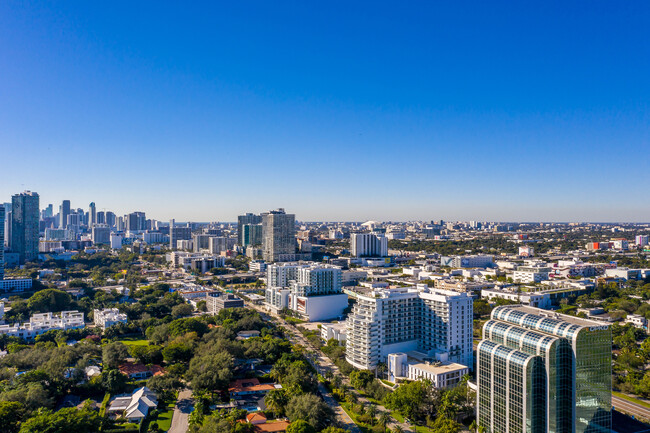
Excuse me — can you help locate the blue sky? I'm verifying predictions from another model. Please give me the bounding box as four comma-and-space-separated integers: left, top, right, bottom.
1, 1, 648, 222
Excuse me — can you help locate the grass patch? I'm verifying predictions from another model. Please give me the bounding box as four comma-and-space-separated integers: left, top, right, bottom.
155, 401, 176, 431
118, 337, 149, 347
613, 391, 650, 409
380, 380, 395, 387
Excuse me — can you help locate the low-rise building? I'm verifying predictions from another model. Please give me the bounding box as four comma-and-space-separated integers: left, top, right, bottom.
0, 310, 84, 339
94, 308, 127, 329
107, 387, 158, 422
321, 321, 347, 343
208, 293, 245, 314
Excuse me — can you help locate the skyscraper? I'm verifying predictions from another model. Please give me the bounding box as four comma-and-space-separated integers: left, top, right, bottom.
89, 202, 97, 227
0, 205, 5, 280
11, 191, 40, 264
242, 223, 263, 246
60, 200, 70, 229
238, 213, 262, 245
477, 305, 611, 433
261, 209, 295, 262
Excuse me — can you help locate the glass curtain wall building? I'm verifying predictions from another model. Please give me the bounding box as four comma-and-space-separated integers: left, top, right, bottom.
477, 305, 611, 433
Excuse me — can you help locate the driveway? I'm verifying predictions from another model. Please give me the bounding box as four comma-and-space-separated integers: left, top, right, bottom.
168, 388, 194, 433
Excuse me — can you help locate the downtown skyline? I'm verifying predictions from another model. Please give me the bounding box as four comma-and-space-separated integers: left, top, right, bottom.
1, 2, 649, 222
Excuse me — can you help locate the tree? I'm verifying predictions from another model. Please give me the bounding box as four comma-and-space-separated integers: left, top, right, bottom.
172, 303, 194, 318
350, 370, 375, 390
286, 419, 316, 433
18, 405, 101, 433
0, 401, 26, 433
285, 393, 334, 431
392, 426, 404, 433
27, 289, 74, 314
101, 369, 128, 394
102, 342, 129, 369
366, 404, 377, 423
265, 389, 289, 417
129, 344, 163, 365
162, 342, 194, 364
378, 412, 391, 433
187, 351, 233, 395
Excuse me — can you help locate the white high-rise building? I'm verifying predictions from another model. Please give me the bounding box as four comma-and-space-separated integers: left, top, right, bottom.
350, 233, 388, 257
346, 286, 473, 371
636, 235, 649, 246
266, 262, 348, 321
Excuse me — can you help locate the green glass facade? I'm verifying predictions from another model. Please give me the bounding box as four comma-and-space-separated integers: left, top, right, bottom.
477, 306, 611, 433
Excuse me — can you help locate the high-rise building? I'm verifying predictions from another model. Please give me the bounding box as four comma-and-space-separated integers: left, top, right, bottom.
238, 213, 262, 245
242, 223, 263, 246
476, 305, 611, 433
11, 191, 40, 264
636, 235, 649, 246
126, 212, 146, 232
0, 205, 5, 280
43, 204, 53, 218
208, 236, 228, 254
96, 211, 106, 225
91, 225, 111, 245
346, 286, 473, 370
4, 210, 11, 248
89, 202, 97, 227
350, 232, 388, 257
261, 209, 295, 262
169, 220, 192, 250
60, 200, 70, 229
106, 211, 116, 228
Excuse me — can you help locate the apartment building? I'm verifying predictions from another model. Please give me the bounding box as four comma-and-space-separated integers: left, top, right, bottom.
345, 286, 473, 371
477, 305, 611, 433
350, 232, 388, 257
265, 262, 348, 321
0, 310, 85, 339
94, 308, 128, 329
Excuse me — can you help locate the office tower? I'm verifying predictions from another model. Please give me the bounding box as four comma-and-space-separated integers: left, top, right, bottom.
126, 212, 146, 232
0, 205, 4, 279
637, 235, 649, 246
96, 211, 106, 225
11, 191, 40, 264
350, 232, 388, 257
43, 204, 53, 218
60, 200, 70, 229
238, 213, 262, 245
477, 305, 611, 433
345, 286, 473, 370
242, 223, 263, 247
106, 211, 116, 228
265, 263, 348, 321
116, 216, 125, 232
89, 202, 97, 227
91, 225, 111, 245
261, 209, 295, 262
169, 220, 192, 250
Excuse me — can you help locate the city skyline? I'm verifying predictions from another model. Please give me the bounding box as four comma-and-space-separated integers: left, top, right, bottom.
2, 2, 649, 221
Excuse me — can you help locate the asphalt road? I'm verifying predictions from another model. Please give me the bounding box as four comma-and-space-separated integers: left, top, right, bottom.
168, 388, 194, 433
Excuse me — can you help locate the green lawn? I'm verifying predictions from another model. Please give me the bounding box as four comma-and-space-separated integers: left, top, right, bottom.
117, 337, 149, 347
156, 402, 176, 431
613, 391, 650, 409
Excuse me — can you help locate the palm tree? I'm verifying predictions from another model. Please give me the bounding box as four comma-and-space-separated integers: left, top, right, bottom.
392, 425, 404, 433
378, 411, 392, 433
367, 404, 377, 423
264, 389, 288, 417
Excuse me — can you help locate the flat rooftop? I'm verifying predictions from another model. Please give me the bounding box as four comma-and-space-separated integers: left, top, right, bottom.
409, 361, 468, 375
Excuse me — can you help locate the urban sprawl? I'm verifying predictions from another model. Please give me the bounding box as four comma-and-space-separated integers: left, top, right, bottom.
2, 190, 650, 433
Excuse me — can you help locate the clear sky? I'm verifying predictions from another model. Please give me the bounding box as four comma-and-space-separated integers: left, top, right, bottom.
1, 1, 648, 222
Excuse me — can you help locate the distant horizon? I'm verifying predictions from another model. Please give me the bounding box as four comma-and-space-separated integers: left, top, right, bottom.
2, 2, 648, 221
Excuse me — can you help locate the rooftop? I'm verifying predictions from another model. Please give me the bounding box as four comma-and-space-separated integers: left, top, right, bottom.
495, 304, 610, 328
